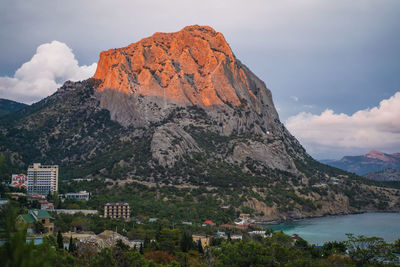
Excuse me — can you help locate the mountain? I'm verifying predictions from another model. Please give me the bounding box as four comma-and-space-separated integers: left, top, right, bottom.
364, 168, 400, 182
321, 150, 400, 175
0, 25, 399, 221
0, 98, 28, 117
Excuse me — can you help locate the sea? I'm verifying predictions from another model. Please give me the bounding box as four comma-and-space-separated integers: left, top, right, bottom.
269, 212, 400, 245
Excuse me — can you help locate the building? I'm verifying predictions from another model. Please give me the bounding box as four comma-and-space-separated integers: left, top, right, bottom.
192, 234, 211, 249
39, 200, 54, 210
231, 234, 243, 240
104, 202, 130, 219
0, 197, 9, 208
27, 163, 58, 195
249, 230, 267, 238
54, 209, 98, 215
214, 231, 227, 239
10, 174, 28, 189
17, 209, 54, 234
202, 220, 215, 227
65, 191, 90, 200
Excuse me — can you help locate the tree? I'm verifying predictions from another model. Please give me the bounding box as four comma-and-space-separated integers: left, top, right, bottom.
91, 247, 117, 267
33, 221, 46, 234
144, 250, 176, 265
68, 236, 76, 253
197, 240, 204, 254
57, 230, 64, 249
180, 231, 193, 252
346, 233, 397, 266
322, 241, 346, 257
394, 238, 400, 253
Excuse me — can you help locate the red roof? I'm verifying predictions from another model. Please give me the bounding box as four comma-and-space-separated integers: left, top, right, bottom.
203, 220, 215, 226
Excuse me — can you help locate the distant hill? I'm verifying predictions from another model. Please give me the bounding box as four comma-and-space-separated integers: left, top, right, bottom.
364, 168, 400, 182
321, 150, 400, 175
0, 98, 28, 117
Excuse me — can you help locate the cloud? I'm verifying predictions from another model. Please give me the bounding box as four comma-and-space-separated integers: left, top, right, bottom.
285, 92, 400, 158
290, 96, 299, 102
0, 41, 96, 104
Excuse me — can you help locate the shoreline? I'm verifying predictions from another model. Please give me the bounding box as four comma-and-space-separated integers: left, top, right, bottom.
254, 209, 400, 226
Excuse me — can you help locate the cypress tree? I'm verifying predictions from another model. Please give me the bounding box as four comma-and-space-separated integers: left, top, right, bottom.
69, 236, 75, 252
57, 230, 63, 249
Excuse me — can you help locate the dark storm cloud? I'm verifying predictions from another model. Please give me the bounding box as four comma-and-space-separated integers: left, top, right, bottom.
1, 0, 399, 158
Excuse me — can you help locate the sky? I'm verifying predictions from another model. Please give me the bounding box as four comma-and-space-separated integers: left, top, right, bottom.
0, 0, 399, 159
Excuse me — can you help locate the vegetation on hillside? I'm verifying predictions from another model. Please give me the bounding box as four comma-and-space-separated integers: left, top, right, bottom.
1, 202, 400, 267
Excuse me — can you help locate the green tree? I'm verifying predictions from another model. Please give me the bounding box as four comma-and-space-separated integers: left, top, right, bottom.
394, 238, 400, 253
346, 233, 397, 266
180, 231, 194, 252
57, 230, 64, 249
90, 247, 117, 267
197, 240, 204, 254
68, 236, 76, 253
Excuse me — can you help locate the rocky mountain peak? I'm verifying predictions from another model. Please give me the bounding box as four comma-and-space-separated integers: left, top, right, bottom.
93, 25, 264, 108
365, 150, 400, 162
365, 150, 388, 161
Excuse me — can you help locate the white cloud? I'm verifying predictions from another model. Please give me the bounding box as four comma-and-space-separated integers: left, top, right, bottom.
0, 41, 97, 104
285, 92, 400, 158
290, 96, 299, 102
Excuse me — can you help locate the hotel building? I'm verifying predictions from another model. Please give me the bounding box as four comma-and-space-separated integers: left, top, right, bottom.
27, 163, 58, 195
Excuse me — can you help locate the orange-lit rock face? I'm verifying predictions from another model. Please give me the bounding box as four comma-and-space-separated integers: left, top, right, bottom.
94, 25, 255, 107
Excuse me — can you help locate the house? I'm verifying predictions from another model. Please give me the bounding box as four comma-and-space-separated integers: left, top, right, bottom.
39, 200, 54, 210
249, 230, 267, 238
220, 223, 250, 231
231, 234, 243, 240
235, 213, 251, 225
65, 191, 90, 201
202, 220, 215, 227
192, 234, 211, 248
7, 192, 26, 200
10, 174, 28, 189
0, 198, 9, 208
27, 193, 46, 201
214, 231, 227, 239
17, 209, 54, 234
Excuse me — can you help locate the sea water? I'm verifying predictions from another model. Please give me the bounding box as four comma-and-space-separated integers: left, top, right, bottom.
269, 212, 400, 245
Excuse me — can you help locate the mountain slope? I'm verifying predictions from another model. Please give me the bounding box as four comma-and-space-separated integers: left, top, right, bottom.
321, 150, 400, 175
365, 168, 400, 182
0, 26, 399, 221
0, 98, 28, 117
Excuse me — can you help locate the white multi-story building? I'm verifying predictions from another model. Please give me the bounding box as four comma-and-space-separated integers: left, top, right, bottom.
27, 163, 58, 195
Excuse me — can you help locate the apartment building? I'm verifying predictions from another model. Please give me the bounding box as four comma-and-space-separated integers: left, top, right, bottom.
104, 202, 130, 219
27, 163, 58, 195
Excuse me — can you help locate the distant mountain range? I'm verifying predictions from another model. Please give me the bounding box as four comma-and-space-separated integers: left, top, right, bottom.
321, 150, 400, 175
0, 98, 27, 117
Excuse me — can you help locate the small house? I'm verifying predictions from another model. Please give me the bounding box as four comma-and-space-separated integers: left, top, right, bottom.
202, 220, 215, 227
17, 209, 54, 234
